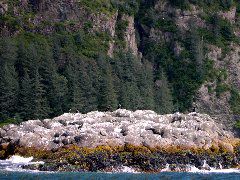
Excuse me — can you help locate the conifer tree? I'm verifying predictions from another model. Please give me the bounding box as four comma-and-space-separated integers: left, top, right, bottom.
112, 52, 142, 110
154, 69, 174, 114
84, 60, 100, 112
138, 60, 155, 110
18, 71, 34, 120
49, 74, 68, 116
98, 73, 118, 111
120, 81, 142, 110
32, 70, 50, 119
97, 54, 117, 111
79, 69, 98, 113
0, 38, 19, 121
71, 80, 83, 113
189, 18, 204, 81
68, 60, 84, 113
0, 64, 19, 120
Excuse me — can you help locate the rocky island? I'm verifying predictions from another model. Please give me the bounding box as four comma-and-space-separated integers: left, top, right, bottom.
0, 109, 239, 172
1, 0, 240, 174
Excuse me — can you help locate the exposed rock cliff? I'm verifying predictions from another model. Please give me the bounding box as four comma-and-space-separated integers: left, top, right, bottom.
145, 2, 240, 132
122, 15, 139, 56
0, 0, 139, 57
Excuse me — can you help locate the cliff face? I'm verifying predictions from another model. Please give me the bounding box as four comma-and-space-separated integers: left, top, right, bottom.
0, 0, 139, 56
1, 0, 240, 132
140, 1, 240, 132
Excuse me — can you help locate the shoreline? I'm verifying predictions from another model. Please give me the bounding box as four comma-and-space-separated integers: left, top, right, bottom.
10, 143, 240, 172
0, 110, 240, 173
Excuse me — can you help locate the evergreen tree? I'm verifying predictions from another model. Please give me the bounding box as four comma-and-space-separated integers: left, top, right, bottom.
70, 76, 84, 113
18, 71, 34, 120
154, 70, 174, 114
16, 41, 27, 79
97, 54, 117, 111
98, 73, 118, 111
112, 52, 142, 110
120, 81, 142, 110
138, 60, 155, 110
79, 69, 98, 113
189, 18, 204, 81
0, 38, 19, 121
32, 70, 50, 119
49, 74, 68, 116
35, 38, 68, 116
24, 42, 40, 74
85, 60, 100, 111
65, 57, 79, 111
65, 55, 94, 113
0, 64, 19, 121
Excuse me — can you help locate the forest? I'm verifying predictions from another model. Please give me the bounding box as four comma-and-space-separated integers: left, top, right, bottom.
0, 32, 174, 123
0, 0, 240, 125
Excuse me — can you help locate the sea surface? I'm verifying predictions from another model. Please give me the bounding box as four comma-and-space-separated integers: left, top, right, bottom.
0, 171, 240, 180
0, 156, 240, 180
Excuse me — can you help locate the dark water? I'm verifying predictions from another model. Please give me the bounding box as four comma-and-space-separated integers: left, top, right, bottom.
0, 171, 240, 180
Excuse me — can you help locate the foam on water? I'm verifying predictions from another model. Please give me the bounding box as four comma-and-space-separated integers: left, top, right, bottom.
7, 156, 34, 164
160, 161, 240, 174
219, 162, 223, 169
202, 160, 210, 169
188, 166, 240, 174
187, 160, 240, 174
107, 166, 140, 174
120, 166, 138, 173
0, 155, 44, 172
0, 156, 239, 174
161, 164, 170, 172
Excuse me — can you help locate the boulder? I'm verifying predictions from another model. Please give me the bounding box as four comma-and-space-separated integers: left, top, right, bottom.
0, 110, 235, 151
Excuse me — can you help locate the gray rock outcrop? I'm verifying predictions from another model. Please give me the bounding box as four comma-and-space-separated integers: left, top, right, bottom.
0, 110, 234, 151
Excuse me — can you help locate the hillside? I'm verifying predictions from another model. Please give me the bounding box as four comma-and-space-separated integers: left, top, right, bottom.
1, 0, 240, 133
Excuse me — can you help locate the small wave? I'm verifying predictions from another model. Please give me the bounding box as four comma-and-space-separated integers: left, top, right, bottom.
1, 155, 44, 165
161, 164, 171, 172
7, 156, 34, 164
184, 160, 240, 174
105, 166, 140, 174
0, 155, 44, 173
120, 166, 139, 173
187, 165, 240, 174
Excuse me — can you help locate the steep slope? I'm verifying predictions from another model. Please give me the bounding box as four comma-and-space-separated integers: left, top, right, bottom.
1, 0, 240, 133
136, 0, 240, 132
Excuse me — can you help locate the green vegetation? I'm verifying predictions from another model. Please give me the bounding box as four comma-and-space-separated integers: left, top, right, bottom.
78, 0, 116, 15
1, 0, 240, 123
216, 83, 230, 97
198, 15, 235, 51
78, 0, 141, 16
230, 88, 240, 114
154, 19, 177, 33
235, 121, 240, 129
170, 0, 236, 11
111, 0, 140, 15
0, 118, 19, 128
0, 32, 165, 122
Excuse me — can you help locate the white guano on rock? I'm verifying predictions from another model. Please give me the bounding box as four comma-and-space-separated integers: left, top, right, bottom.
0, 110, 234, 151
